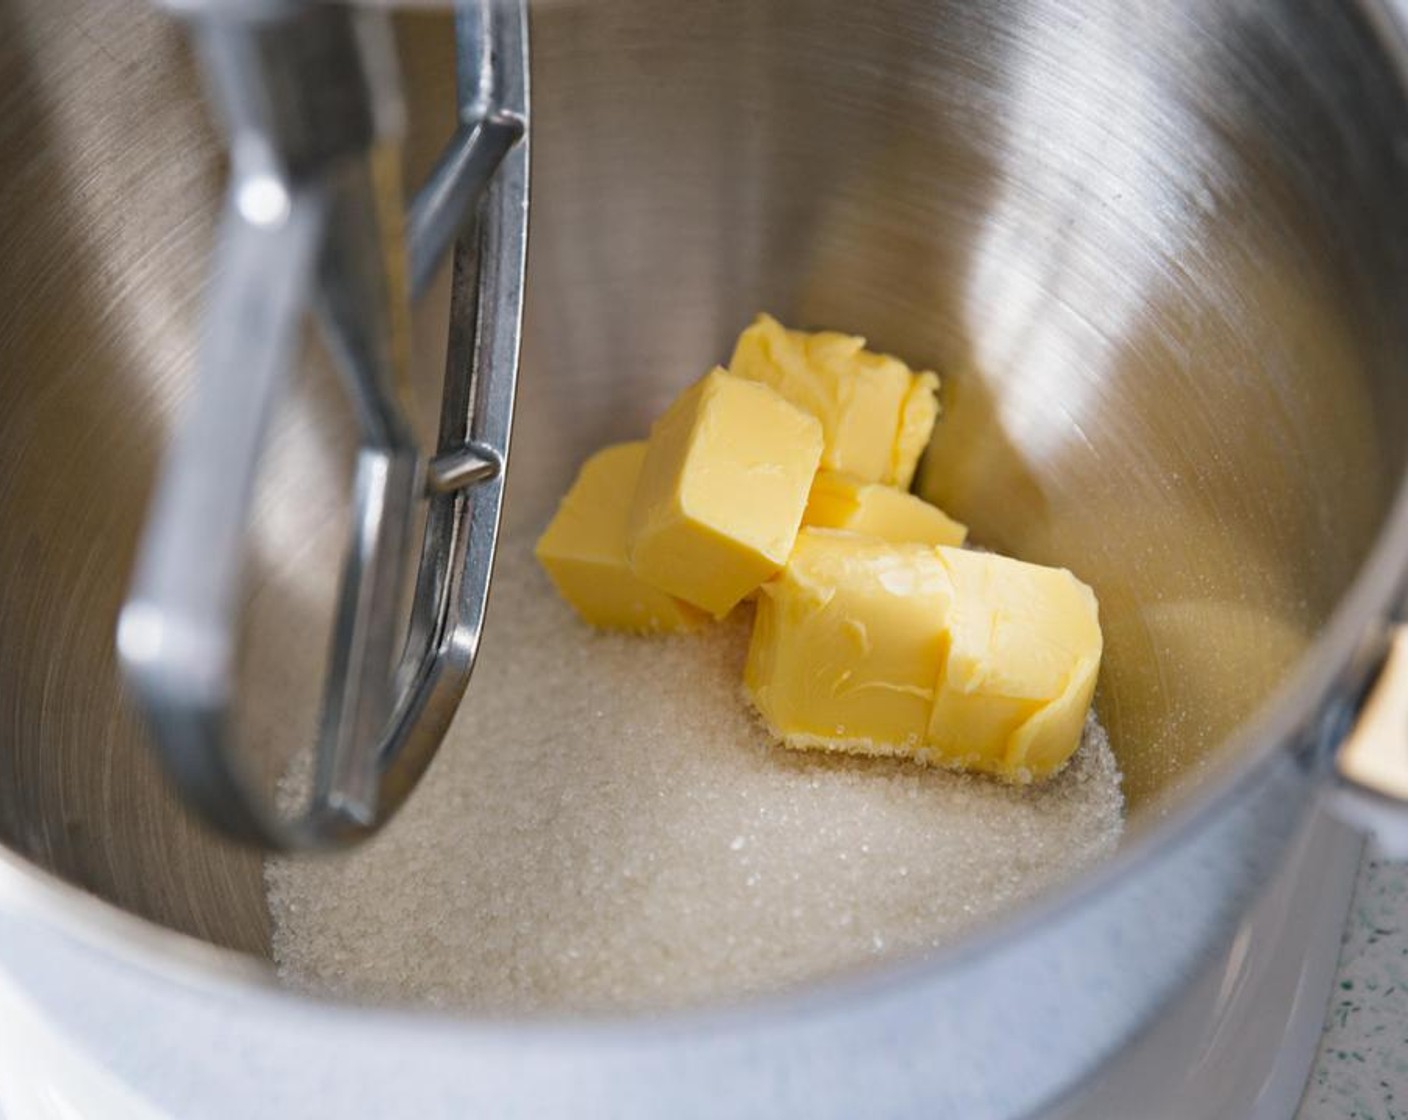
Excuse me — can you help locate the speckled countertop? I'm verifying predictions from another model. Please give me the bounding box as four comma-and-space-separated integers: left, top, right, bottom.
1298, 856, 1408, 1119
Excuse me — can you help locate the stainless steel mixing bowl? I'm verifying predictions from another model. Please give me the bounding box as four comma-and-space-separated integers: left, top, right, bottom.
2, 0, 1407, 1116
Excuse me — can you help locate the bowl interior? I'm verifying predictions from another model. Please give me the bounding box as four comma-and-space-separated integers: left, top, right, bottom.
0, 0, 1406, 973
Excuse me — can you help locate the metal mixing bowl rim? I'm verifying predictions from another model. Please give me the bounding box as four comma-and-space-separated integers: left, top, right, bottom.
3, 0, 1408, 1043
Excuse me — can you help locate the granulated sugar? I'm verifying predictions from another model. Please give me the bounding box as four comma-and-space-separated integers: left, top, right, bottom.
266, 535, 1124, 1014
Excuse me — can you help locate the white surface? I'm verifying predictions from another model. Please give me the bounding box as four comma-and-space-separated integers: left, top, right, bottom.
1297, 854, 1408, 1120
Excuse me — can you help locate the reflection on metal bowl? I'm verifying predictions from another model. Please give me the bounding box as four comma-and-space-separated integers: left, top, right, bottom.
0, 0, 1406, 1116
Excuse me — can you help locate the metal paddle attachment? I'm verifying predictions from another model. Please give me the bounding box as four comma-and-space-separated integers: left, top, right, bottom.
118, 0, 529, 850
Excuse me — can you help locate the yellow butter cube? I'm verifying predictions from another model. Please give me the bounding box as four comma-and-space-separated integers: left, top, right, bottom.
729, 314, 939, 487
627, 368, 823, 617
535, 442, 707, 633
926, 547, 1102, 782
745, 529, 954, 754
803, 469, 967, 547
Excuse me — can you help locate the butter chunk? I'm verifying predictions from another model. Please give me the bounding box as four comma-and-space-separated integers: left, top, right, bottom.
535, 442, 707, 633
627, 368, 823, 617
745, 529, 954, 754
927, 547, 1102, 782
729, 313, 939, 487
892, 371, 941, 490
804, 469, 967, 547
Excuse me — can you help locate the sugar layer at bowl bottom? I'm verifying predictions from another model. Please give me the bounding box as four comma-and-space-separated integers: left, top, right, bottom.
266, 534, 1124, 1014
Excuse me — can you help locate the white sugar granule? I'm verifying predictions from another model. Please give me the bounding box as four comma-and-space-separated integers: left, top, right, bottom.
266, 535, 1124, 1015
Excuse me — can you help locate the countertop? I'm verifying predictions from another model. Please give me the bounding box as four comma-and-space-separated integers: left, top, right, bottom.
1298, 855, 1408, 1120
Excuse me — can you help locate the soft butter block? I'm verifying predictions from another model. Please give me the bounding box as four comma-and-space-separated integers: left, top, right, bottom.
927, 547, 1102, 782
627, 368, 823, 618
729, 314, 939, 488
803, 469, 968, 547
745, 529, 953, 754
535, 442, 707, 633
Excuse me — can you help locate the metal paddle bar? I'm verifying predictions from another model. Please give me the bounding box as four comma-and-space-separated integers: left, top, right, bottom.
118, 0, 528, 850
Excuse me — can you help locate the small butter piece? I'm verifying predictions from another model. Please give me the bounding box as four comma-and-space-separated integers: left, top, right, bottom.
892, 371, 941, 490
745, 529, 954, 754
729, 314, 939, 487
535, 442, 707, 633
627, 368, 823, 617
927, 547, 1102, 782
803, 469, 968, 547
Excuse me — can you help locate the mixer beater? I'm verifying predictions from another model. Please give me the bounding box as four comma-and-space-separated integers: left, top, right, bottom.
116, 0, 529, 850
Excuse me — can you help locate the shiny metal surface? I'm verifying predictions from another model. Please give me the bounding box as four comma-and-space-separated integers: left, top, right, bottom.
117, 0, 529, 849
1333, 624, 1408, 854
0, 0, 1407, 1112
